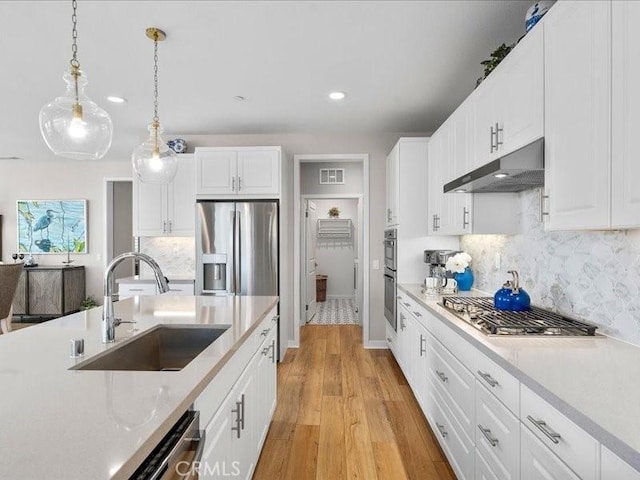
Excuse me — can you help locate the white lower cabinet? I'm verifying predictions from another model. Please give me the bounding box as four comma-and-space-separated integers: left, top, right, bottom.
475, 382, 520, 480
601, 445, 640, 480
198, 312, 278, 480
476, 448, 500, 480
521, 384, 598, 480
390, 291, 640, 480
427, 381, 475, 480
521, 425, 579, 480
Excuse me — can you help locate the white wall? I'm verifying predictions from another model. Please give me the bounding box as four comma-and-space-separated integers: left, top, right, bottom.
312, 198, 359, 298
301, 162, 364, 195
0, 158, 131, 301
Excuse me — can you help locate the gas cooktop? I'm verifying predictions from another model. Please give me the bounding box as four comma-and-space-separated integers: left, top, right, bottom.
441, 297, 597, 337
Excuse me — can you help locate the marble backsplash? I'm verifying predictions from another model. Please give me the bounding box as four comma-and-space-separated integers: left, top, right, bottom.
461, 189, 640, 346
138, 237, 196, 278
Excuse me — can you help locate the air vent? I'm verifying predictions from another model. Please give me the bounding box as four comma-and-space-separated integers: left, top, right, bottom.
319, 168, 345, 185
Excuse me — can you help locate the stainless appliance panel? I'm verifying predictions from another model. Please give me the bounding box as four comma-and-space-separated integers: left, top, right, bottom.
383, 228, 397, 271
236, 202, 279, 296
384, 267, 397, 331
196, 202, 235, 294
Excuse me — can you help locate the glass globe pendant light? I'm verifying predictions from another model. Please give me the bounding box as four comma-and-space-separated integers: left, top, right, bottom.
39, 0, 113, 160
132, 28, 177, 184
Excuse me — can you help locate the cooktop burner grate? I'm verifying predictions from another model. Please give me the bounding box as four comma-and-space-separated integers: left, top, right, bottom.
441, 297, 597, 336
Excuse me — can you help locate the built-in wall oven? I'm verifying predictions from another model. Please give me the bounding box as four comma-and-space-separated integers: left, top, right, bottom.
384, 229, 397, 331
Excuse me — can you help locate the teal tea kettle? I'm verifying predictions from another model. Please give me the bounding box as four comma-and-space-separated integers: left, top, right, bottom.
494, 270, 531, 312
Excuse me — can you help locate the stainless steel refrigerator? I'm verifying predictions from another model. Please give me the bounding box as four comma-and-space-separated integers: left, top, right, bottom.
195, 201, 279, 296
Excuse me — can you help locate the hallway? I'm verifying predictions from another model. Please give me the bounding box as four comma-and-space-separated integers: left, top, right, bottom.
253, 324, 455, 479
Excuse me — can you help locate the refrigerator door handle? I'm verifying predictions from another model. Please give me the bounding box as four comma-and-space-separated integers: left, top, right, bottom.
230, 210, 237, 294
235, 210, 242, 295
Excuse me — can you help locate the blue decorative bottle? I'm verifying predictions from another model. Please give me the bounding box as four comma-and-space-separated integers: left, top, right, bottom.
455, 267, 474, 291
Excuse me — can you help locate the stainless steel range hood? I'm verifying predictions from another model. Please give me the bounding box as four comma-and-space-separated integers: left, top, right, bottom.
444, 138, 544, 193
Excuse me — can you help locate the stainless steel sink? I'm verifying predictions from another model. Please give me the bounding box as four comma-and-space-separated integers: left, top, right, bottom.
71, 325, 230, 371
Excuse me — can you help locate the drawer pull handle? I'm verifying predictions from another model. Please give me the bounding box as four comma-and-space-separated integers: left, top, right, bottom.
478, 424, 499, 447
419, 335, 426, 356
261, 328, 270, 336
436, 422, 448, 439
413, 311, 422, 317
527, 415, 561, 444
128, 288, 144, 292
403, 302, 411, 307
477, 370, 499, 388
262, 346, 271, 356
436, 370, 448, 383
396, 295, 403, 300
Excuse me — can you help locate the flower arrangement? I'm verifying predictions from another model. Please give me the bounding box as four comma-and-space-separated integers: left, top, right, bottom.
328, 207, 340, 218
445, 252, 472, 274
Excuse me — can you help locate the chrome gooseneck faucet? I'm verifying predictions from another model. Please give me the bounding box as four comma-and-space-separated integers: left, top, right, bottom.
102, 252, 169, 343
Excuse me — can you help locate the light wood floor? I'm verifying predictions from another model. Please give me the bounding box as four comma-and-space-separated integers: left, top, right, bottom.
253, 324, 456, 480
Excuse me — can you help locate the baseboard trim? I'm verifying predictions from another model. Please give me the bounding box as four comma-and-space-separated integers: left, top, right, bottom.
364, 340, 388, 349
287, 340, 300, 348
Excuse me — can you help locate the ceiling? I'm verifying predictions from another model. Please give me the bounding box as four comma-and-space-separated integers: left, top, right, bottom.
0, 1, 531, 161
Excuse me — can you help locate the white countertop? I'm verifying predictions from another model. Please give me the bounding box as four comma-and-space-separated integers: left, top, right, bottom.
0, 294, 278, 480
399, 283, 640, 471
116, 275, 195, 284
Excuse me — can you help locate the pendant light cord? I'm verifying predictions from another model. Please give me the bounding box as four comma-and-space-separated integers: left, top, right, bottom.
70, 0, 80, 69
153, 34, 160, 151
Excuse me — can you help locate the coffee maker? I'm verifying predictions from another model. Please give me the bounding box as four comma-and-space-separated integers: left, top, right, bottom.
424, 250, 461, 294
424, 250, 462, 276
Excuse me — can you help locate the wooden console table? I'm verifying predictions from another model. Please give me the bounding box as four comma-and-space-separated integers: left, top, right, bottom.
12, 266, 86, 319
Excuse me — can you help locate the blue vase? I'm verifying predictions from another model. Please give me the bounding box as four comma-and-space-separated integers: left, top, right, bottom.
455, 267, 474, 291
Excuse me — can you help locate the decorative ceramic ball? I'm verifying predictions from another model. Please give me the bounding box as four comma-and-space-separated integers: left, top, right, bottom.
525, 1, 555, 32
167, 138, 187, 154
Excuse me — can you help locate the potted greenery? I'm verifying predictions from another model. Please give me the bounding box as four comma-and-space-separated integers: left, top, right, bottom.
80, 296, 98, 311
328, 207, 340, 218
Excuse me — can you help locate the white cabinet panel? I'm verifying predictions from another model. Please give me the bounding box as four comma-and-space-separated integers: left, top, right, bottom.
521, 384, 598, 480
237, 150, 280, 195
117, 283, 157, 299
611, 0, 640, 228
167, 155, 196, 235
476, 382, 520, 480
385, 143, 399, 227
475, 350, 520, 415
601, 445, 640, 480
133, 154, 195, 236
165, 282, 195, 296
544, 0, 611, 230
521, 425, 580, 480
476, 448, 501, 480
197, 150, 237, 195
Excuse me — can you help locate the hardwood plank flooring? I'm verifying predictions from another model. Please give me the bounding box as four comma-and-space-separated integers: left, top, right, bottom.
254, 325, 456, 480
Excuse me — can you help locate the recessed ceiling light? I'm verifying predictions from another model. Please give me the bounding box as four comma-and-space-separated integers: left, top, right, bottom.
329, 91, 346, 100
454, 188, 467, 193
494, 173, 509, 179
106, 96, 127, 104
234, 95, 246, 101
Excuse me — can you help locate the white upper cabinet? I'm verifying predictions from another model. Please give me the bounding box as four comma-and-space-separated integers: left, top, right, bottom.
611, 0, 640, 228
385, 143, 399, 227
196, 147, 281, 197
544, 0, 612, 230
472, 23, 544, 171
133, 154, 196, 237
236, 150, 280, 195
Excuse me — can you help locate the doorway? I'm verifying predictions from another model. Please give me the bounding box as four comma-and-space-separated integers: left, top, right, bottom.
103, 178, 133, 279
293, 154, 370, 347
303, 196, 362, 326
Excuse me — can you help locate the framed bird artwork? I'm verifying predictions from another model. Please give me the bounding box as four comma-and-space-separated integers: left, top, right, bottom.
16, 200, 87, 254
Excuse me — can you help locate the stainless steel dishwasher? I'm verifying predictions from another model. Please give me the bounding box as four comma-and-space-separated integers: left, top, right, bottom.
131, 409, 205, 479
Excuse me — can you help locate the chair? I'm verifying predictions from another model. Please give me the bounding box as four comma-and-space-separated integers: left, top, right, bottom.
0, 263, 23, 334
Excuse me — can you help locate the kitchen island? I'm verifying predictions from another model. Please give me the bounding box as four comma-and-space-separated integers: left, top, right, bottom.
0, 294, 278, 480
